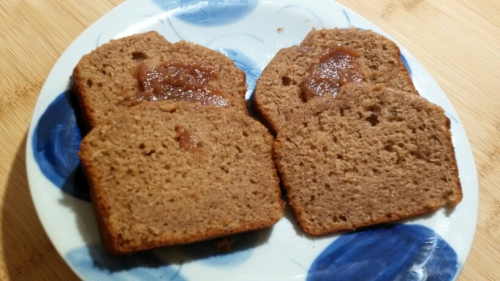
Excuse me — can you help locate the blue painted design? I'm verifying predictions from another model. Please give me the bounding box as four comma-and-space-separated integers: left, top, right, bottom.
33, 91, 90, 201
180, 231, 259, 267
343, 10, 351, 26
151, 0, 258, 26
307, 224, 458, 281
400, 54, 412, 76
445, 112, 460, 124
218, 48, 261, 115
67, 243, 186, 280
208, 33, 264, 45
168, 17, 183, 40
278, 5, 324, 27
219, 48, 261, 96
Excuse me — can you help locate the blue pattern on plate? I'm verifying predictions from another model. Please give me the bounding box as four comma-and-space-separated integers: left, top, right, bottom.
277, 5, 324, 28
152, 0, 258, 26
32, 91, 90, 201
167, 17, 184, 40
343, 10, 351, 26
67, 243, 186, 280
307, 224, 458, 281
445, 112, 459, 124
400, 54, 412, 76
219, 48, 261, 95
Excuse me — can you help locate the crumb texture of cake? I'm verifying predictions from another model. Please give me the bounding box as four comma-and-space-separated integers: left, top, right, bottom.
274, 83, 462, 235
254, 28, 416, 134
79, 101, 284, 254
73, 31, 247, 130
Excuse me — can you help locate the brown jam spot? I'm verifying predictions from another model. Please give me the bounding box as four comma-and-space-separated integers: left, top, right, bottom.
134, 62, 228, 106
301, 46, 363, 101
175, 125, 201, 151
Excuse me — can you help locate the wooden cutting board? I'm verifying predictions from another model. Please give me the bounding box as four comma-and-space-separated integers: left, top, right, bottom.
0, 0, 498, 280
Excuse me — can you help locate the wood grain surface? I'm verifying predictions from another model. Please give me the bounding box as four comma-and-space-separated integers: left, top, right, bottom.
0, 0, 498, 280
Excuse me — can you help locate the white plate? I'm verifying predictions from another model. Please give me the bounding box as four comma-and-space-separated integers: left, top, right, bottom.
26, 0, 478, 280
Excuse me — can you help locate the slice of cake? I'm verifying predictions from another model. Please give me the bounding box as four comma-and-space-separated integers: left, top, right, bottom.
73, 31, 247, 130
274, 83, 461, 235
254, 28, 416, 134
79, 101, 284, 254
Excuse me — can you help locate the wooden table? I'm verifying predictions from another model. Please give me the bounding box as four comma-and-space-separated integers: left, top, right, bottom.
0, 0, 498, 280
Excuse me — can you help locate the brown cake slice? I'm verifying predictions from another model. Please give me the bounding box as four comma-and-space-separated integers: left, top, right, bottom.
73, 31, 247, 130
79, 101, 284, 254
254, 27, 416, 134
274, 83, 462, 235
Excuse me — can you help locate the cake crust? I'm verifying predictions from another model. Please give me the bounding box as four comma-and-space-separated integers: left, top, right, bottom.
73, 31, 247, 130
254, 28, 416, 134
274, 83, 462, 235
79, 101, 284, 254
